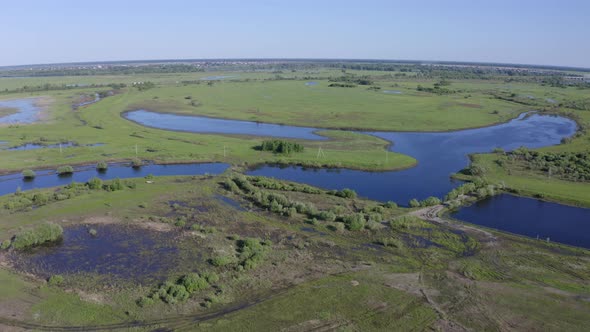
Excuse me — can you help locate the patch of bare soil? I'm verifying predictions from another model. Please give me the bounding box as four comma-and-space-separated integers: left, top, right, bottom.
382, 273, 423, 296
81, 216, 118, 225
281, 318, 346, 332
137, 221, 174, 232
75, 290, 108, 305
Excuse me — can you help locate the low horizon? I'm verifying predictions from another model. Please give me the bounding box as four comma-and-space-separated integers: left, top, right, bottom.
2, 57, 589, 71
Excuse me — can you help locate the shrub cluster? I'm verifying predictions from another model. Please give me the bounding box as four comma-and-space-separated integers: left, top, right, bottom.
444, 179, 502, 202
408, 196, 441, 208
96, 161, 108, 171
22, 169, 36, 179
56, 165, 74, 175
138, 272, 218, 306
3, 178, 134, 212
10, 223, 63, 250
238, 238, 272, 270
260, 140, 304, 154
226, 175, 382, 232
502, 147, 590, 182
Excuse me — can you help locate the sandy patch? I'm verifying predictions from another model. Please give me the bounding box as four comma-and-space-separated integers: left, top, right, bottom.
382, 272, 423, 296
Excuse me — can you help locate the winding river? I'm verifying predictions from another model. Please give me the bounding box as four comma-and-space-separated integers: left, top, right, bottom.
1, 101, 588, 248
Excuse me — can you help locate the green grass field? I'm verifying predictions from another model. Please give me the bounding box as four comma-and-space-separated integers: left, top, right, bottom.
125, 79, 525, 131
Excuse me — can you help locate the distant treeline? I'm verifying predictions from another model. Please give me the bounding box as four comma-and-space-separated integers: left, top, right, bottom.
0, 64, 205, 77
1, 83, 126, 94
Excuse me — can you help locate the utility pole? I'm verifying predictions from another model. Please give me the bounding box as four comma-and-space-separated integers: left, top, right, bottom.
223, 145, 227, 157
59, 143, 62, 155
385, 150, 388, 163
317, 146, 325, 158
135, 144, 138, 156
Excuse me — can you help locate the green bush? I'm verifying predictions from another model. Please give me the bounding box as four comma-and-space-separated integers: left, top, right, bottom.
106, 178, 124, 191
48, 275, 65, 286
131, 158, 143, 168
210, 255, 235, 267
342, 213, 366, 231
334, 188, 357, 199
238, 238, 271, 270
96, 161, 108, 171
87, 177, 103, 190
22, 169, 36, 179
259, 140, 304, 154
166, 284, 190, 302
181, 273, 209, 293
317, 210, 336, 222
202, 271, 219, 284
137, 296, 155, 307
408, 198, 421, 208
420, 196, 441, 207
56, 165, 74, 175
1, 239, 11, 250
12, 223, 63, 250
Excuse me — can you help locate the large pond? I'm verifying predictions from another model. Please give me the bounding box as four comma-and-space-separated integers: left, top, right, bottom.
248, 113, 576, 203
9, 224, 205, 284
452, 194, 590, 249
0, 162, 229, 196
0, 98, 42, 124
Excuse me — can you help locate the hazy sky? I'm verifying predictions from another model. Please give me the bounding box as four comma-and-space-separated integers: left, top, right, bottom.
2, 0, 589, 67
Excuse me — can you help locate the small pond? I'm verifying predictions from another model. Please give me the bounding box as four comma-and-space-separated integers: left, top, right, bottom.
0, 98, 42, 124
451, 194, 590, 249
9, 224, 205, 284
124, 110, 327, 140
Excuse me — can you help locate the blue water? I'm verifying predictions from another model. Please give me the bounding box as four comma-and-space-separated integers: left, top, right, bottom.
0, 162, 229, 196
0, 98, 41, 124
201, 75, 237, 80
248, 114, 577, 204
6, 142, 104, 151
452, 194, 590, 249
10, 224, 199, 284
124, 110, 327, 140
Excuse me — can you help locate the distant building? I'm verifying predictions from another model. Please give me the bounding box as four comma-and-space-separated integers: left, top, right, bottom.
563, 76, 590, 84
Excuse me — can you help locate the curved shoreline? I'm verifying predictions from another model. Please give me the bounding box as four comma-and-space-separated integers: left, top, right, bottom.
121, 106, 534, 134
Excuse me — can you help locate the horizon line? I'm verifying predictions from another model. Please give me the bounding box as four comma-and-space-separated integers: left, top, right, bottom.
1, 57, 589, 72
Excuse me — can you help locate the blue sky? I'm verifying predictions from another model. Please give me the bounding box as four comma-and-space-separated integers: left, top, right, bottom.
2, 0, 589, 67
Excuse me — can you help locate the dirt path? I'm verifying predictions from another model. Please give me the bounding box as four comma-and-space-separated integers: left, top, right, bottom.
409, 205, 498, 247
